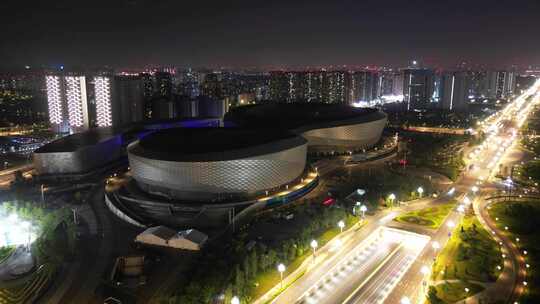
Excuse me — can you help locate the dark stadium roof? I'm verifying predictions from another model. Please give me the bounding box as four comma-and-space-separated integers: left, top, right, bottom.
129, 127, 306, 161
225, 103, 386, 132
34, 128, 120, 153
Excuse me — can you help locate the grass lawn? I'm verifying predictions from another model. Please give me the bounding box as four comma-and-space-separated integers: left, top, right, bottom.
394, 201, 456, 229
433, 281, 484, 303
0, 246, 15, 264
432, 215, 502, 283
249, 215, 363, 300
488, 201, 540, 303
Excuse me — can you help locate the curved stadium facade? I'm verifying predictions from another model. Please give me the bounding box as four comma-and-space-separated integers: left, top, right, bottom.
128, 128, 307, 201
31, 103, 390, 229
225, 103, 387, 151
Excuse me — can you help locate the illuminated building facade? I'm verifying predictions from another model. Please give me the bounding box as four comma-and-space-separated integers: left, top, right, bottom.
94, 76, 113, 127
45, 75, 68, 132
65, 75, 89, 131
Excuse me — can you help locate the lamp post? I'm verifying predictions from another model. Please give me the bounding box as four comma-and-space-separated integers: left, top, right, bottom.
338, 220, 345, 233
277, 263, 286, 289
471, 186, 479, 195
360, 205, 367, 219
310, 240, 318, 260
388, 193, 396, 208
432, 241, 440, 251
41, 184, 45, 206
417, 187, 424, 198
420, 265, 430, 297
21, 221, 31, 250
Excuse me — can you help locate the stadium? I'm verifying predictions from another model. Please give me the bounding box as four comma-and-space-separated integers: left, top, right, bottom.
106, 127, 317, 229
225, 103, 388, 152
127, 127, 308, 201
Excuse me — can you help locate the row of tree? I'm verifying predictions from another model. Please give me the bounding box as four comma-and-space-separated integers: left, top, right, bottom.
167, 206, 350, 304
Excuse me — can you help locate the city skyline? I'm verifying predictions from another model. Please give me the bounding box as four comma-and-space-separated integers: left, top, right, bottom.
1, 0, 540, 69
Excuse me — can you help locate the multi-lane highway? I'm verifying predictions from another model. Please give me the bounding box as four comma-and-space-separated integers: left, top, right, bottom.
256, 80, 540, 304
387, 79, 540, 303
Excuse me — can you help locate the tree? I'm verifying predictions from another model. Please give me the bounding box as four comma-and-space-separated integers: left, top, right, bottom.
427, 286, 444, 304
234, 265, 244, 295
249, 250, 258, 279
242, 256, 250, 282
288, 243, 296, 262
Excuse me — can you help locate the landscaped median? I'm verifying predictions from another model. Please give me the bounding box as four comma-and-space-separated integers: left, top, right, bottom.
488, 200, 540, 303
427, 215, 502, 303
394, 201, 456, 229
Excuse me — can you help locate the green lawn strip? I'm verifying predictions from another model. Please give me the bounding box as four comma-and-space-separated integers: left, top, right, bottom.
394, 201, 456, 229
250, 215, 362, 300
0, 246, 15, 265
433, 281, 484, 303
432, 215, 502, 283
487, 201, 540, 302
262, 269, 306, 304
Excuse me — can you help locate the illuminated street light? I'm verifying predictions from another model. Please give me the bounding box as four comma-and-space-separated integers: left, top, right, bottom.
463, 196, 471, 205
457, 205, 465, 213
401, 297, 411, 304
471, 186, 479, 195
277, 263, 286, 289
388, 193, 396, 208
310, 240, 318, 258
360, 205, 367, 218
420, 265, 430, 275
417, 187, 424, 198
465, 287, 470, 293
231, 296, 240, 304
432, 241, 440, 251
447, 221, 455, 228
338, 220, 345, 233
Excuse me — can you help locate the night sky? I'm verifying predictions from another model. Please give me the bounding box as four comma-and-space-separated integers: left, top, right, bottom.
1, 0, 539, 69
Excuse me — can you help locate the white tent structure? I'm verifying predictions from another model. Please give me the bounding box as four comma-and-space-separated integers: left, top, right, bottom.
135, 226, 208, 251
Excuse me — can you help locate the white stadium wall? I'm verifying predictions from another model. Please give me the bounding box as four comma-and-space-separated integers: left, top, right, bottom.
300, 117, 387, 149
128, 143, 307, 201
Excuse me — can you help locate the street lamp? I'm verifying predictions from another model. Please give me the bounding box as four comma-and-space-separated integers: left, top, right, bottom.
20, 221, 31, 250
360, 205, 367, 218
401, 297, 411, 304
417, 187, 424, 198
420, 265, 430, 296
471, 186, 479, 195
310, 240, 318, 259
463, 196, 471, 205
231, 296, 240, 304
457, 205, 465, 213
447, 220, 455, 228
388, 193, 396, 208
338, 220, 345, 233
432, 241, 440, 251
277, 263, 286, 289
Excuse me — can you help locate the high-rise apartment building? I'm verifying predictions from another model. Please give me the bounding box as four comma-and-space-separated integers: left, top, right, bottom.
440, 71, 468, 111
94, 75, 145, 128
486, 71, 516, 99
350, 71, 379, 103
154, 71, 173, 99
45, 73, 90, 133
402, 68, 435, 110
